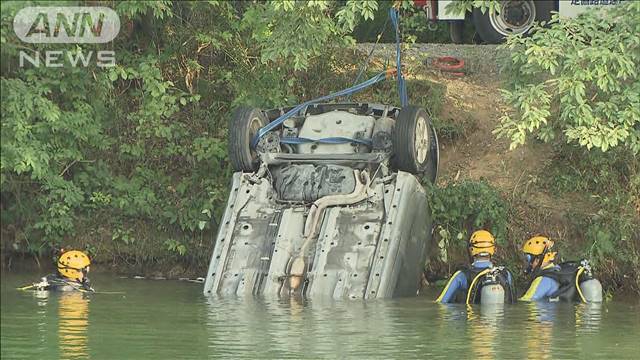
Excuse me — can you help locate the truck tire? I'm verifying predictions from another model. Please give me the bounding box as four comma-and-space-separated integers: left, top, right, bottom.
449, 20, 465, 44
228, 107, 267, 172
472, 0, 554, 44
392, 106, 439, 182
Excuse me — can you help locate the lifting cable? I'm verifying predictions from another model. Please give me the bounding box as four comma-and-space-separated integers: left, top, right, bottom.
252, 7, 408, 149
389, 7, 408, 107
348, 13, 390, 94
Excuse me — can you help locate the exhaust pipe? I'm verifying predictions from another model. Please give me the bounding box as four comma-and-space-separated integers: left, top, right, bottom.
288, 170, 371, 290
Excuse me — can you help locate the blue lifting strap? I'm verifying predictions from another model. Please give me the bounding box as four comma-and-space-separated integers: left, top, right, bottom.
251, 71, 388, 148
390, 7, 408, 107
251, 8, 407, 149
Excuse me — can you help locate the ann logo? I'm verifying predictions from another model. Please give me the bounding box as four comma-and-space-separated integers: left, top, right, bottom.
14, 6, 120, 44
26, 11, 106, 39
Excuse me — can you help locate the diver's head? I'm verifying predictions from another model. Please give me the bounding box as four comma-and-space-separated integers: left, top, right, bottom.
57, 250, 91, 282
468, 230, 496, 261
522, 236, 556, 274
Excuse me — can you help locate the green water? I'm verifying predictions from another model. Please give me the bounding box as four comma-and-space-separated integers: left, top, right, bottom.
1, 272, 638, 359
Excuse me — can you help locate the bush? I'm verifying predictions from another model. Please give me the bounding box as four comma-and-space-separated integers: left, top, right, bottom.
0, 1, 383, 265
425, 180, 509, 263
542, 145, 640, 292
495, 2, 640, 154
484, 1, 640, 292
353, 0, 452, 44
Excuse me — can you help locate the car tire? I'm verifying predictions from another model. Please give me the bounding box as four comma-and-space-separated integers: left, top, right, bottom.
449, 21, 465, 44
228, 106, 267, 172
472, 0, 553, 44
392, 106, 439, 182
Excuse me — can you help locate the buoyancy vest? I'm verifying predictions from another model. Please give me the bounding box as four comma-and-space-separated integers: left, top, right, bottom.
34, 274, 94, 292
456, 266, 515, 304
537, 261, 594, 302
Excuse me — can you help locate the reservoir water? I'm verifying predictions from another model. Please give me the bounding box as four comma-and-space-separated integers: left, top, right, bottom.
1, 272, 638, 359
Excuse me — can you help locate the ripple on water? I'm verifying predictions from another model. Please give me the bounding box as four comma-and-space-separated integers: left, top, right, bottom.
2, 273, 639, 359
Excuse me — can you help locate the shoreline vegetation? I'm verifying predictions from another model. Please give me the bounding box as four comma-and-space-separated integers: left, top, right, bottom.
1, 2, 638, 296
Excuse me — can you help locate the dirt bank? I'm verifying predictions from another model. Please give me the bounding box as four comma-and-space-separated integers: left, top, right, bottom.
358, 43, 636, 293
359, 42, 575, 230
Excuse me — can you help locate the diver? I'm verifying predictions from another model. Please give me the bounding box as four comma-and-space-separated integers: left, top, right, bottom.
519, 236, 602, 302
20, 250, 94, 292
435, 230, 515, 304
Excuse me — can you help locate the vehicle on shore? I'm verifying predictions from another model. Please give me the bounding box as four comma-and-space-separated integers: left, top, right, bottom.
413, 0, 622, 44
203, 102, 439, 299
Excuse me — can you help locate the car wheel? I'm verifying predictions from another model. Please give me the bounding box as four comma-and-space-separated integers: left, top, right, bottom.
228, 106, 267, 172
472, 0, 553, 44
449, 20, 465, 44
392, 106, 439, 181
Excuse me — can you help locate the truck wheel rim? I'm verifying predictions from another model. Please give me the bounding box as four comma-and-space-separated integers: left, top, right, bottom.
488, 0, 536, 37
415, 117, 430, 164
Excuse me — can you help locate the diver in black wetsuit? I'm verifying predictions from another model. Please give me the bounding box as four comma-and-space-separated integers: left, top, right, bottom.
519, 236, 602, 303
435, 230, 515, 304
21, 250, 94, 292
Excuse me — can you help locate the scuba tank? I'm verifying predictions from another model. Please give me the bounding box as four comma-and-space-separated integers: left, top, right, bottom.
463, 266, 513, 304
578, 260, 603, 303
580, 279, 603, 302
480, 283, 505, 304
536, 259, 603, 303
480, 268, 505, 305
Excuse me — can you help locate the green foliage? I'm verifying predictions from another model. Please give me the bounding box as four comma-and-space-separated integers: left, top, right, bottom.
0, 0, 388, 264
444, 0, 501, 16
542, 145, 639, 287
354, 78, 444, 115
243, 0, 377, 72
353, 1, 453, 44
164, 239, 187, 256
496, 2, 640, 153
426, 179, 509, 248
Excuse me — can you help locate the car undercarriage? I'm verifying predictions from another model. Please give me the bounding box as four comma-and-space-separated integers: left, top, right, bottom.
204, 103, 439, 299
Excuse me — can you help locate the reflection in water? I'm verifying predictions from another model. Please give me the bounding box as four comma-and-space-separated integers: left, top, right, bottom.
575, 303, 602, 333
2, 274, 635, 359
436, 303, 467, 322
33, 290, 50, 349
204, 296, 403, 358
205, 293, 611, 359
524, 302, 557, 360
575, 303, 604, 357
58, 292, 90, 360
467, 304, 504, 360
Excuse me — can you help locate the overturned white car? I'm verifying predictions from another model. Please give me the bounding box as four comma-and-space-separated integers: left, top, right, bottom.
204, 102, 439, 299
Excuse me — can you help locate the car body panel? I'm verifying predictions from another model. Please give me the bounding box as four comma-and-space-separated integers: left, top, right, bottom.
203, 171, 431, 299
205, 103, 436, 299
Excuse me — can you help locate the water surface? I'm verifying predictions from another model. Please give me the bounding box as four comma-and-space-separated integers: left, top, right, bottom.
1, 272, 638, 359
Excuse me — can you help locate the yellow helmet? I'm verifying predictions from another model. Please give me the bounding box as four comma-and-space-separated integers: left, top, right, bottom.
468, 230, 496, 257
522, 236, 556, 263
57, 250, 91, 281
